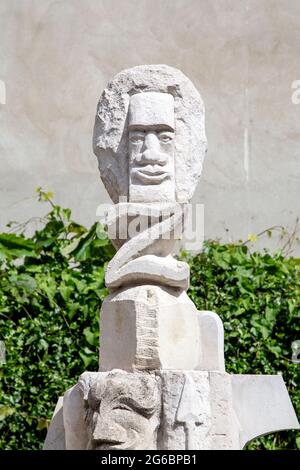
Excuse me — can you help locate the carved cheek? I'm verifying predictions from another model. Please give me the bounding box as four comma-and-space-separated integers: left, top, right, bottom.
124, 412, 148, 435
129, 144, 142, 163
92, 409, 127, 444
164, 141, 175, 155
159, 141, 174, 160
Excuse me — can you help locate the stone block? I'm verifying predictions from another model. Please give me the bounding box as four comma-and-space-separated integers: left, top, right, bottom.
99, 285, 201, 371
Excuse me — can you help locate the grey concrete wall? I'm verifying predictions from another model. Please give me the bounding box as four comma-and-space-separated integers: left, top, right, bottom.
0, 0, 299, 253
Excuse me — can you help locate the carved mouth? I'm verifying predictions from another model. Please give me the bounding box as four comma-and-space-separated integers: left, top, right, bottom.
132, 165, 170, 184
93, 440, 125, 450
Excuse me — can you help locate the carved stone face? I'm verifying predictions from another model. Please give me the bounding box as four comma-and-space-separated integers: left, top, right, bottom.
86, 372, 160, 450
128, 92, 176, 203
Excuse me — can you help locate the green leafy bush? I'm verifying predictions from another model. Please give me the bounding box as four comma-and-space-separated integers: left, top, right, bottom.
0, 190, 115, 449
185, 242, 300, 450
0, 192, 299, 449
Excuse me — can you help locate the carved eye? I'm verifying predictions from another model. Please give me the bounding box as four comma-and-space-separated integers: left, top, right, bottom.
129, 132, 144, 143
159, 132, 174, 143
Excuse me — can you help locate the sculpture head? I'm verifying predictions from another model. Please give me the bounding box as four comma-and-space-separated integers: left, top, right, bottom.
85, 371, 160, 450
93, 64, 207, 204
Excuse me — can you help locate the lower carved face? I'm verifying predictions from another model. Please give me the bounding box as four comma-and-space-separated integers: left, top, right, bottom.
86, 372, 160, 450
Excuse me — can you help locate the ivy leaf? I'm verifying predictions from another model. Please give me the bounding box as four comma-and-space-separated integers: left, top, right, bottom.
70, 223, 97, 262
79, 348, 94, 368
9, 274, 37, 294
83, 327, 98, 346
265, 306, 277, 322
36, 418, 50, 431
0, 405, 15, 421
0, 233, 38, 259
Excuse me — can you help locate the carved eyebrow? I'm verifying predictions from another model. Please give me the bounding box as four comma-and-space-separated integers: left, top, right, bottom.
117, 394, 158, 418
128, 124, 174, 132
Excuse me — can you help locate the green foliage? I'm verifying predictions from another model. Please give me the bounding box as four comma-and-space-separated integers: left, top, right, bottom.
185, 241, 300, 450
0, 190, 115, 449
0, 191, 299, 449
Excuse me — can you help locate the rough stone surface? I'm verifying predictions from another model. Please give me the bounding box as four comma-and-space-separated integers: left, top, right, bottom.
100, 287, 226, 373
63, 372, 98, 450
45, 371, 299, 450
86, 370, 161, 450
99, 285, 201, 371
158, 371, 212, 450
46, 370, 161, 450
158, 371, 240, 450
93, 64, 207, 204
209, 372, 240, 450
104, 202, 189, 291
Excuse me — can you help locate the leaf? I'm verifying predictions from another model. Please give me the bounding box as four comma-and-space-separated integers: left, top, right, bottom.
37, 275, 57, 305
213, 251, 229, 269
83, 327, 98, 346
9, 274, 37, 294
70, 223, 97, 262
67, 222, 87, 236
248, 233, 258, 243
0, 405, 15, 421
265, 306, 277, 322
66, 302, 80, 320
60, 238, 81, 258
40, 338, 49, 350
287, 300, 296, 315
261, 325, 270, 339
36, 187, 54, 202
0, 233, 38, 259
36, 418, 50, 431
79, 351, 94, 368
59, 283, 73, 302
62, 208, 71, 221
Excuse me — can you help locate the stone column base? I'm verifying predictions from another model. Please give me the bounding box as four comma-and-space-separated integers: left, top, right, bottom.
100, 285, 225, 372
44, 370, 299, 450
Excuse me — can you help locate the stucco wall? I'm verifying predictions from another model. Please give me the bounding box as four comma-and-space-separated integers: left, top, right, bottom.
0, 0, 299, 252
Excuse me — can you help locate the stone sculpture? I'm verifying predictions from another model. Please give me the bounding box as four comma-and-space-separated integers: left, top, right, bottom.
85, 371, 161, 450
44, 65, 299, 450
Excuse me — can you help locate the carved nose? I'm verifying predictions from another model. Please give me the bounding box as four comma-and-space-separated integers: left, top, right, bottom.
139, 150, 168, 165
139, 132, 168, 165
92, 415, 126, 446
144, 132, 159, 150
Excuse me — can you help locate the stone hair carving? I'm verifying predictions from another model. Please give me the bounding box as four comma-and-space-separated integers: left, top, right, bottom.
93, 64, 207, 204
85, 371, 161, 450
